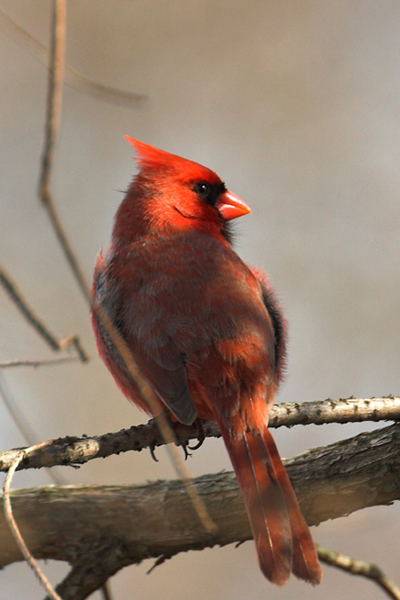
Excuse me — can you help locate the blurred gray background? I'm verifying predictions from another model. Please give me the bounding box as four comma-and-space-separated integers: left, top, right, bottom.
0, 1, 399, 599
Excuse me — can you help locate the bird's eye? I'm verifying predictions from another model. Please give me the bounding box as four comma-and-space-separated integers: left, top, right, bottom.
194, 182, 210, 198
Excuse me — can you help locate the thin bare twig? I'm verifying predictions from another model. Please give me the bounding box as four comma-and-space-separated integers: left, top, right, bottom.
318, 545, 400, 600
100, 582, 113, 600
0, 264, 60, 351
0, 263, 89, 363
3, 442, 62, 600
0, 357, 82, 369
38, 0, 91, 303
0, 7, 146, 107
39, 0, 66, 206
64, 335, 89, 362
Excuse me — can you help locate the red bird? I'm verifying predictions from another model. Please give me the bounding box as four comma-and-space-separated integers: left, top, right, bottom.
91, 138, 322, 585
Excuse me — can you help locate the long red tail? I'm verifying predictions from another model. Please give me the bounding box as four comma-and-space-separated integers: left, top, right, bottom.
218, 421, 322, 585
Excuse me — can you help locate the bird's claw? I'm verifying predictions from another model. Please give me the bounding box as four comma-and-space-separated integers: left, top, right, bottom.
187, 420, 205, 451
149, 443, 159, 462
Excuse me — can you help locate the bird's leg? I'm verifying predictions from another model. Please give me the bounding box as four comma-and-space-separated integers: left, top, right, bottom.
148, 414, 206, 461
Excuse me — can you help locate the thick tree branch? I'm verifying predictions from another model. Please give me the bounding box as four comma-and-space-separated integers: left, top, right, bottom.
0, 423, 399, 599
0, 396, 398, 473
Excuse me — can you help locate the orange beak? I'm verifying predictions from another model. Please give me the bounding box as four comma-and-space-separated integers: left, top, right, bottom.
216, 190, 251, 221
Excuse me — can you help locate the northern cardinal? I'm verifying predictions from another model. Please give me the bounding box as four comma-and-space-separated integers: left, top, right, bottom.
91, 138, 322, 585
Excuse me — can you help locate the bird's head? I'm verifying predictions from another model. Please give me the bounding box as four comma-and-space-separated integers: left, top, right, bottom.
114, 137, 251, 243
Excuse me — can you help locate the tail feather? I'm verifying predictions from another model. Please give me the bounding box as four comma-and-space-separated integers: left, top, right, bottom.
219, 419, 322, 585
262, 427, 322, 584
